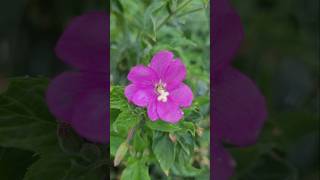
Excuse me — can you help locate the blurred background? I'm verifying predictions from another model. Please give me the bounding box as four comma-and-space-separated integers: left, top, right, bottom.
230, 0, 319, 179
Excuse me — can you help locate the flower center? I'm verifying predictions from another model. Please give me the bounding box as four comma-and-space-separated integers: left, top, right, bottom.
155, 80, 169, 102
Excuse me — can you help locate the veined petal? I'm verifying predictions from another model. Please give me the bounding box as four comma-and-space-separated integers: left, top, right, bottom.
125, 84, 155, 107
164, 58, 187, 90
127, 65, 158, 87
149, 50, 174, 78
147, 99, 159, 121
156, 98, 183, 123
213, 67, 267, 146
170, 83, 193, 107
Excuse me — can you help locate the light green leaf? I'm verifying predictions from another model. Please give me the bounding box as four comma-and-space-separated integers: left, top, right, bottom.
114, 141, 129, 167
110, 135, 125, 156
110, 86, 127, 110
121, 160, 150, 180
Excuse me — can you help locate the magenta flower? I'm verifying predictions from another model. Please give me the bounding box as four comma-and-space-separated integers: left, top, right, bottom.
212, 0, 267, 179
125, 51, 193, 123
46, 12, 108, 144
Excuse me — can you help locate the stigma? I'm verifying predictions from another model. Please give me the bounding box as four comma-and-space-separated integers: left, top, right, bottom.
155, 80, 169, 102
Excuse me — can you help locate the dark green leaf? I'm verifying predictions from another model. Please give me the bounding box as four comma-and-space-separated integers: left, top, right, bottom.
146, 120, 182, 133
152, 132, 175, 176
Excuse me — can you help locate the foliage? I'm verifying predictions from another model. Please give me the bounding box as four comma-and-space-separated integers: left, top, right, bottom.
110, 0, 210, 179
0, 77, 108, 179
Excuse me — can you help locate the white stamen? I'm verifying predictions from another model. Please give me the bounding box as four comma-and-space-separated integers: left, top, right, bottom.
157, 90, 169, 102
155, 81, 169, 102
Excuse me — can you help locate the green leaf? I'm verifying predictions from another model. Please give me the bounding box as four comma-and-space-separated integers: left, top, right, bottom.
0, 147, 36, 180
110, 86, 127, 110
171, 144, 202, 177
0, 77, 58, 153
110, 135, 125, 157
133, 130, 147, 152
112, 109, 140, 136
0, 77, 107, 180
237, 153, 298, 180
24, 154, 71, 180
146, 120, 182, 133
121, 160, 151, 180
152, 131, 176, 176
176, 132, 194, 156
24, 153, 106, 180
180, 121, 196, 136
57, 124, 84, 154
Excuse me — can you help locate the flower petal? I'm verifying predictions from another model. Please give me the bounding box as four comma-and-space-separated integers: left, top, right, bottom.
213, 0, 244, 72
55, 12, 108, 72
157, 99, 183, 123
127, 65, 158, 87
213, 67, 267, 146
170, 83, 193, 107
125, 84, 155, 107
147, 99, 159, 121
149, 50, 174, 78
213, 141, 235, 180
164, 59, 187, 90
46, 72, 106, 123
71, 88, 107, 143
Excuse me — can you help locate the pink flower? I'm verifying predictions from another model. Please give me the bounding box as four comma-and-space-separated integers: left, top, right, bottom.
124, 51, 193, 123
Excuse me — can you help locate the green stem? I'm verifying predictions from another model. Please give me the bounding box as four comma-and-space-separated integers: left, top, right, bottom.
126, 115, 146, 143
176, 7, 205, 18
156, 0, 193, 31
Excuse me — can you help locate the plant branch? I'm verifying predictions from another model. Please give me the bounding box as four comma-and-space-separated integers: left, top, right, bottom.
176, 7, 206, 18
156, 0, 193, 31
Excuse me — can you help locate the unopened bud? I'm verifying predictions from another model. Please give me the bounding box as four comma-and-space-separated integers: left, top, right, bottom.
169, 133, 177, 143
114, 141, 128, 167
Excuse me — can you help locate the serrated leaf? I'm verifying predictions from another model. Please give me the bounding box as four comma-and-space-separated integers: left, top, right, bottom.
112, 110, 140, 136
121, 160, 150, 180
152, 132, 175, 175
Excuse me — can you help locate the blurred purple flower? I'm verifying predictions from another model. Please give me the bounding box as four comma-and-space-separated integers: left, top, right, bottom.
125, 51, 193, 123
46, 12, 108, 144
212, 0, 267, 179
